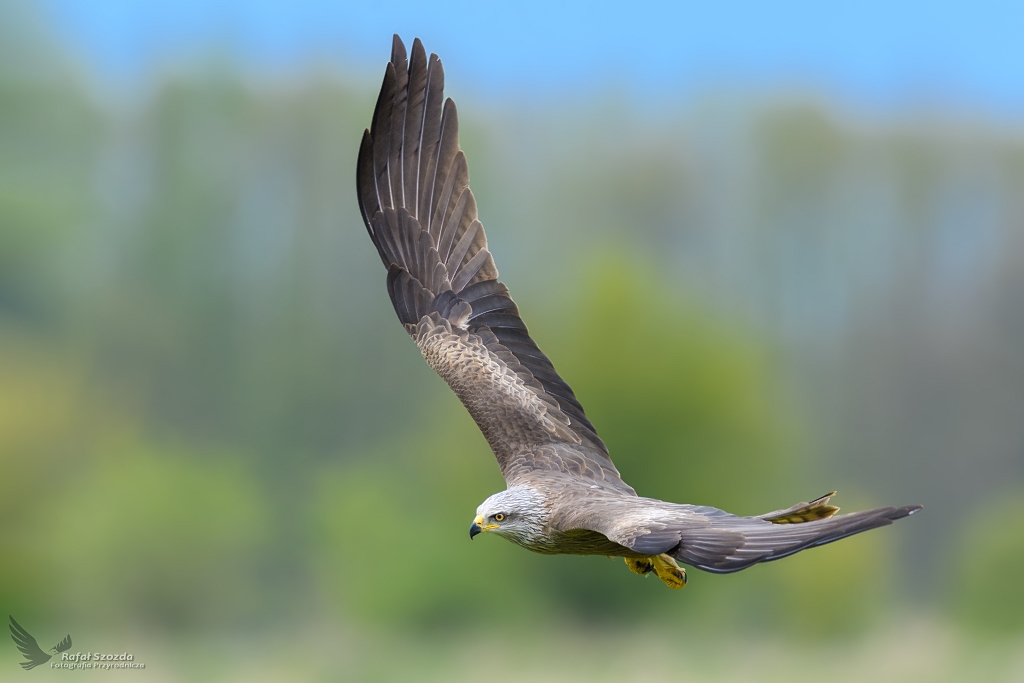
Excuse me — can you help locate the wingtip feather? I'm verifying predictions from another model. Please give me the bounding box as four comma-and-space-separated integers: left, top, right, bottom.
391, 34, 406, 65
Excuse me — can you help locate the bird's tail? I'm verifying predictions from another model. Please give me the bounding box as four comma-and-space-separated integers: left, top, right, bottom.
674, 500, 922, 574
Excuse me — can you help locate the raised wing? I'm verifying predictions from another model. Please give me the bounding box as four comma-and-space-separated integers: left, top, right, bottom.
356, 36, 627, 488
8, 616, 52, 670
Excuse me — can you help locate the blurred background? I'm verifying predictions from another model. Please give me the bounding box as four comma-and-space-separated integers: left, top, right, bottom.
1, 0, 1023, 680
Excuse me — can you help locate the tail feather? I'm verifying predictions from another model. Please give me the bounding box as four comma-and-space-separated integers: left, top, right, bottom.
760, 491, 840, 524
674, 503, 922, 574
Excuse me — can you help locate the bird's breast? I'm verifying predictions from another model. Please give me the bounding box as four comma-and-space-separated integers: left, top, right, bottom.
506, 527, 635, 557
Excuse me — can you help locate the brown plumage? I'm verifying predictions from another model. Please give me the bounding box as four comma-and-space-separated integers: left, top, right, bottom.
356, 35, 921, 588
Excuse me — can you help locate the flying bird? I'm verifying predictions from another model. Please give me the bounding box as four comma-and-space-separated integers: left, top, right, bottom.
9, 616, 72, 670
356, 35, 921, 589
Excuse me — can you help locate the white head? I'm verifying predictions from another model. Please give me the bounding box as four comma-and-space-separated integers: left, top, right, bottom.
469, 486, 547, 544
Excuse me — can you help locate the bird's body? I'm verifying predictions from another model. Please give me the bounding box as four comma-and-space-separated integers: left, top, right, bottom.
356, 35, 920, 589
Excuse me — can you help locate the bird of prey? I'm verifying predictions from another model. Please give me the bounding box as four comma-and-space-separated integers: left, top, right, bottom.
9, 616, 72, 670
356, 35, 921, 589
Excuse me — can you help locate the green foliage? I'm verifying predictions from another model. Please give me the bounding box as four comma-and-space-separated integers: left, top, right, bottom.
760, 504, 891, 634
0, 329, 93, 620
42, 444, 271, 629
308, 426, 552, 627
553, 252, 799, 515
0, 75, 103, 321
754, 105, 847, 217
954, 490, 1024, 632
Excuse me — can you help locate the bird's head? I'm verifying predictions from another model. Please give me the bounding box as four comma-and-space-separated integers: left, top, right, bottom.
470, 486, 545, 542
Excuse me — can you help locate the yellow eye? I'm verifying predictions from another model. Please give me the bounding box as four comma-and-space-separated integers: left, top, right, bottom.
494, 513, 505, 522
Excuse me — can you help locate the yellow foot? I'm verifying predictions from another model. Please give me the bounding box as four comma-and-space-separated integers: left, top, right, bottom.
652, 554, 687, 589
624, 557, 655, 575
624, 555, 686, 588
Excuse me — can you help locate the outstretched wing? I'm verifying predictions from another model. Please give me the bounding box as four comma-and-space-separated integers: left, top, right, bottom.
561, 494, 921, 573
8, 616, 52, 670
356, 36, 629, 490
54, 634, 72, 653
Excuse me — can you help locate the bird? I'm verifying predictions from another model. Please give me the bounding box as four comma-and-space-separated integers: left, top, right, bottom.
9, 616, 72, 670
355, 35, 921, 590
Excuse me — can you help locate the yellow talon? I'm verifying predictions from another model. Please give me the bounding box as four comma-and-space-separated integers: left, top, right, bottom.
624, 555, 686, 588
651, 554, 687, 589
624, 557, 655, 575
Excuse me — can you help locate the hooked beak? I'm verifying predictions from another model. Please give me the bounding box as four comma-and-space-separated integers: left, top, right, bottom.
469, 514, 497, 539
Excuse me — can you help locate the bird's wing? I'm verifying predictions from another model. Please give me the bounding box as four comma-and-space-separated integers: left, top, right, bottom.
54, 634, 72, 653
559, 494, 921, 573
357, 36, 629, 489
8, 616, 52, 670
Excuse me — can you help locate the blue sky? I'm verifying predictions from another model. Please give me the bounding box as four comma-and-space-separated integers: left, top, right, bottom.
34, 0, 1024, 113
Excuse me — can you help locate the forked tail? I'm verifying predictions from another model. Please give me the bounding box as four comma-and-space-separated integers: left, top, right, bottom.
673, 494, 922, 574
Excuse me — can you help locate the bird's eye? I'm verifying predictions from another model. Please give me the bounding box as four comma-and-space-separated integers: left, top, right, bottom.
494, 513, 505, 522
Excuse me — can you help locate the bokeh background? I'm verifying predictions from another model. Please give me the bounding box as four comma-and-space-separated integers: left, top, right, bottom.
2, 0, 1023, 680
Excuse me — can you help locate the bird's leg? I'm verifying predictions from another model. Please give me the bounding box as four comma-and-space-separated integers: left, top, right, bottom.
624, 557, 655, 575
651, 554, 687, 589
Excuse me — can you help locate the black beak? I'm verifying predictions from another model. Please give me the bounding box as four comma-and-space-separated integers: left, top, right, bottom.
469, 522, 482, 539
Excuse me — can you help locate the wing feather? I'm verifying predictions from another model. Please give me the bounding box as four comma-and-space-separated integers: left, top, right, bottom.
418, 54, 445, 225
430, 105, 464, 235
387, 37, 408, 208
402, 38, 428, 210
370, 63, 397, 211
